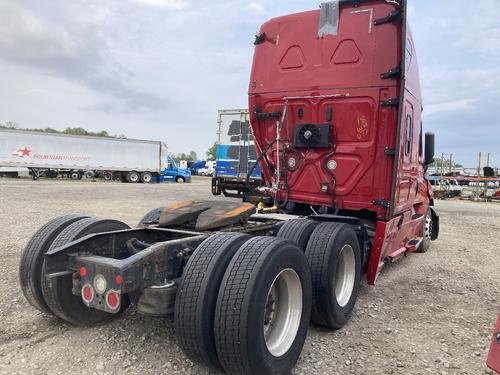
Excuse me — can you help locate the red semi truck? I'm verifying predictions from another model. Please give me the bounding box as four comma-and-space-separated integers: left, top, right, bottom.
488, 314, 500, 373
18, 1, 439, 374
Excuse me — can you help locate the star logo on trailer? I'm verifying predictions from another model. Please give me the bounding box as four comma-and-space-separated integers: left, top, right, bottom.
12, 146, 31, 158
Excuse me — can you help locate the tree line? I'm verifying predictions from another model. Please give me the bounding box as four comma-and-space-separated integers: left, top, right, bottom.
0, 121, 126, 138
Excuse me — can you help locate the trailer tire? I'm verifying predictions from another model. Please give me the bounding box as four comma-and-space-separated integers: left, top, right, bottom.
305, 222, 361, 329
19, 214, 89, 316
126, 171, 140, 183
103, 171, 113, 181
417, 209, 433, 253
175, 233, 250, 370
215, 237, 312, 375
41, 218, 131, 326
70, 171, 81, 180
140, 172, 153, 184
277, 219, 319, 251
176, 176, 185, 183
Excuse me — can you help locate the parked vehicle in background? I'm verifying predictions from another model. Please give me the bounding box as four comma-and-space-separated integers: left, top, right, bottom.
198, 160, 215, 176
0, 167, 29, 178
0, 129, 172, 183
488, 313, 500, 373
190, 160, 206, 175
159, 156, 191, 183
211, 109, 263, 200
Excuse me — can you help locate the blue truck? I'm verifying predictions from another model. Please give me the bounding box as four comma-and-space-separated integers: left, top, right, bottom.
211, 109, 262, 199
160, 155, 192, 183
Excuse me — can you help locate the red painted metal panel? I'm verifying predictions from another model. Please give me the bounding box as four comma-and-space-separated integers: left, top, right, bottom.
488, 314, 500, 373
249, 1, 405, 216
249, 1, 433, 284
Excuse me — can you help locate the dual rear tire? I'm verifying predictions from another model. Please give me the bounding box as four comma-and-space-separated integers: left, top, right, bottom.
175, 234, 312, 374
19, 215, 131, 325
278, 220, 361, 329
175, 221, 362, 374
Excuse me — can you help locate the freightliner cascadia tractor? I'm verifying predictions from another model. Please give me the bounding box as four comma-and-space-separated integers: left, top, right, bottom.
19, 1, 439, 374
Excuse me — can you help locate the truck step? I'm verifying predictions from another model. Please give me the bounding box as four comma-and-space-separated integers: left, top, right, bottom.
405, 237, 423, 252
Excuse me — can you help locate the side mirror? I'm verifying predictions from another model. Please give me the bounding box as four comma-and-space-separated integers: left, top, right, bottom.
425, 132, 435, 166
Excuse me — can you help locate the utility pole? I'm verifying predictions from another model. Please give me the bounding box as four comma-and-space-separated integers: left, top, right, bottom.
449, 153, 453, 174
476, 152, 481, 200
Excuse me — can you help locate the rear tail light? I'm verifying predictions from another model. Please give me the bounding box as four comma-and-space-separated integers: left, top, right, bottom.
94, 274, 107, 294
326, 159, 337, 171
79, 267, 87, 277
81, 284, 94, 304
106, 290, 121, 311
115, 274, 123, 286
287, 156, 298, 170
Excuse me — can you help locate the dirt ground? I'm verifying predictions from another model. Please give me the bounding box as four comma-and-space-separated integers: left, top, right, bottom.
0, 177, 498, 375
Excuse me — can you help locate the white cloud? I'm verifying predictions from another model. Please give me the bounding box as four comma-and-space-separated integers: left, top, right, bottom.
128, 0, 191, 10
424, 98, 479, 117
247, 2, 265, 13
0, 2, 78, 63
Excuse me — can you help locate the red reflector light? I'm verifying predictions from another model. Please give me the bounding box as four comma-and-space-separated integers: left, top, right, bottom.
79, 267, 87, 277
115, 275, 123, 286
106, 290, 120, 310
81, 284, 94, 304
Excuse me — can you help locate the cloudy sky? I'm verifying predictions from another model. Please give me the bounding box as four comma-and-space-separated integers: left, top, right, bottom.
0, 0, 498, 167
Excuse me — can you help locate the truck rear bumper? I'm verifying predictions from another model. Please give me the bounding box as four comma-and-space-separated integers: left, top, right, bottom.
212, 176, 262, 198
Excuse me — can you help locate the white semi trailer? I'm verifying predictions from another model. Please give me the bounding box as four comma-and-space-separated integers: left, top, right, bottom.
0, 129, 168, 183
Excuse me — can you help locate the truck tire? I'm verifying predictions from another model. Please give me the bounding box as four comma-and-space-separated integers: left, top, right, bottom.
103, 171, 113, 181
276, 219, 318, 251
214, 237, 312, 375
175, 233, 250, 370
417, 209, 433, 253
41, 218, 131, 325
84, 170, 95, 179
126, 171, 140, 183
140, 172, 153, 184
19, 214, 89, 316
70, 171, 81, 180
138, 207, 164, 226
176, 176, 185, 183
305, 222, 361, 329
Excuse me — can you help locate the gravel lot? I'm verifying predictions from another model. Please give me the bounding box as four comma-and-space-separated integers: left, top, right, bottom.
0, 177, 498, 375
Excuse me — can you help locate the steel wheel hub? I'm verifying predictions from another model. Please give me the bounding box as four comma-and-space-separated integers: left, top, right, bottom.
334, 244, 356, 307
263, 268, 303, 357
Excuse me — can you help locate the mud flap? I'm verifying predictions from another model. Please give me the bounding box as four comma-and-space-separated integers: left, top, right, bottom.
159, 200, 256, 231
487, 313, 500, 373
430, 206, 439, 240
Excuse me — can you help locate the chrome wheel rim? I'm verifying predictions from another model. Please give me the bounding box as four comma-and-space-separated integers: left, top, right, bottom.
263, 268, 303, 357
334, 244, 356, 307
130, 174, 139, 182
143, 174, 151, 183
423, 213, 432, 245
